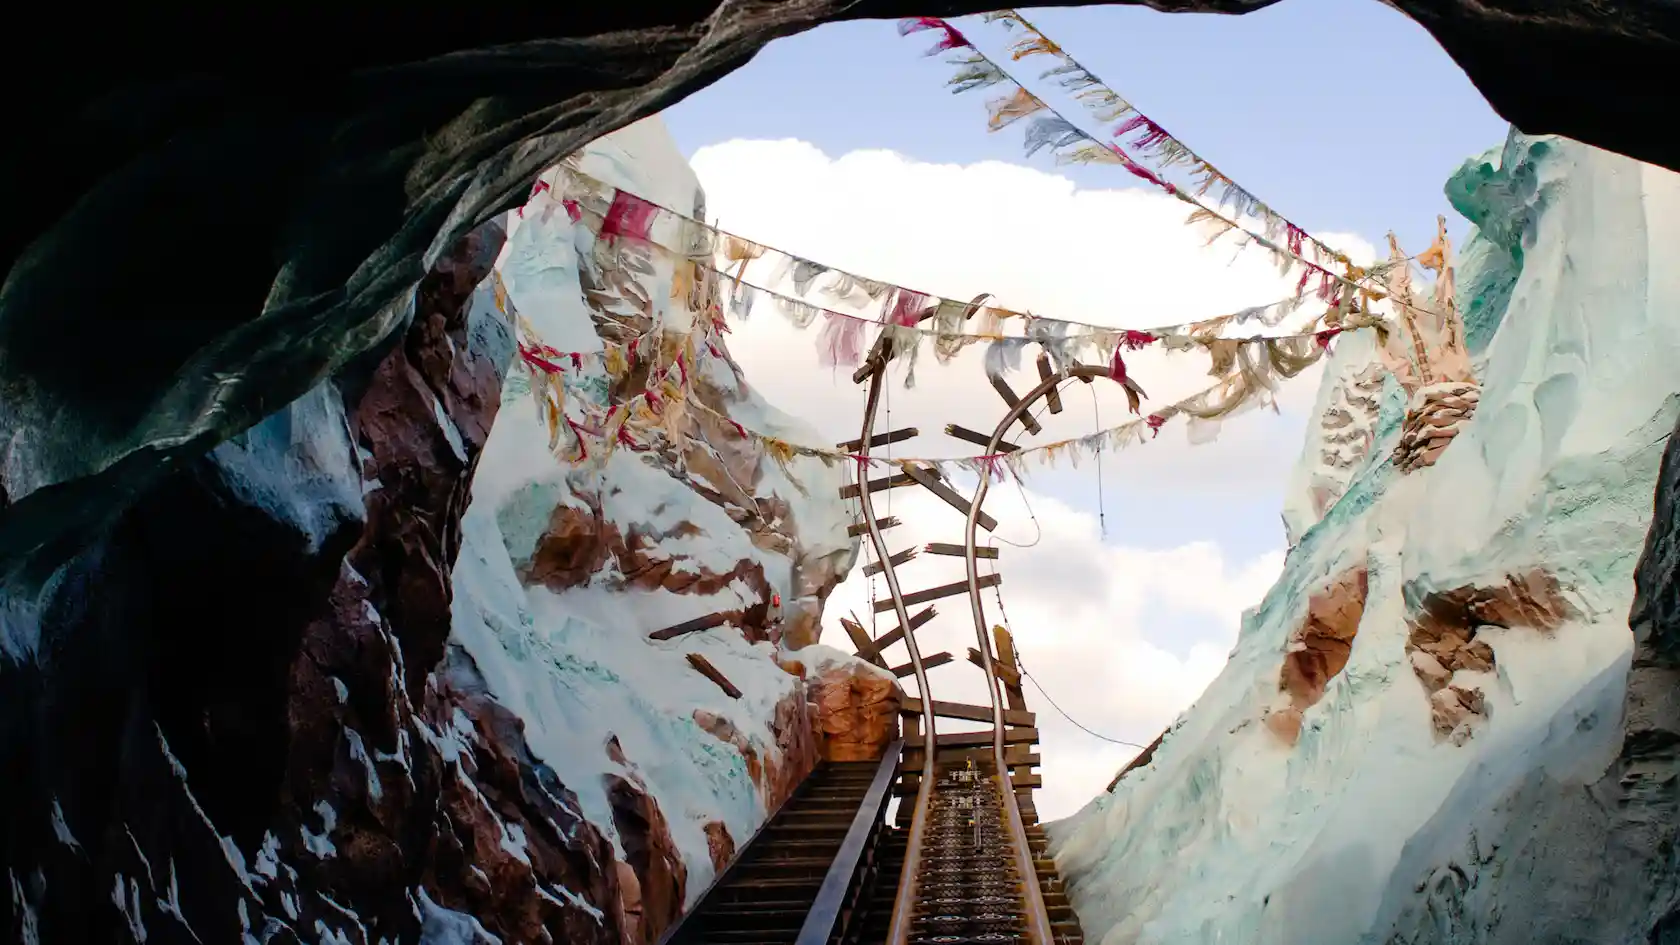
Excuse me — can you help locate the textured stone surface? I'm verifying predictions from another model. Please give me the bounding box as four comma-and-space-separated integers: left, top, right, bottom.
3, 0, 1677, 584
808, 660, 903, 762
1269, 565, 1369, 744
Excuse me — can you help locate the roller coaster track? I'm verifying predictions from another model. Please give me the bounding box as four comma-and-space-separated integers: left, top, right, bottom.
661, 318, 1130, 945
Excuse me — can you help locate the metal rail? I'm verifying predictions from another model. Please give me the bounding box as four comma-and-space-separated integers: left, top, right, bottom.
963, 362, 1133, 945
795, 738, 905, 945
855, 357, 941, 945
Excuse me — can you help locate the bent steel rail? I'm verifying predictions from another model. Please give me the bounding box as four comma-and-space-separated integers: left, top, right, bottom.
964, 362, 1130, 945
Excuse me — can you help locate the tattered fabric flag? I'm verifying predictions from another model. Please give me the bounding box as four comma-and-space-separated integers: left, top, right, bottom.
984, 338, 1029, 379
898, 16, 970, 55
817, 312, 867, 368
1027, 317, 1078, 374
1022, 115, 1089, 158
599, 191, 659, 243
775, 297, 822, 329
883, 288, 932, 328
931, 297, 982, 363
947, 55, 1010, 94
986, 87, 1046, 132
774, 256, 829, 297
1055, 142, 1126, 166
1008, 32, 1062, 59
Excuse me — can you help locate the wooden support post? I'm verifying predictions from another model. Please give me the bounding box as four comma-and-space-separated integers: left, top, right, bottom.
875, 573, 1001, 612
836, 427, 919, 452
1037, 354, 1063, 414
924, 542, 998, 559
900, 464, 999, 531
988, 376, 1043, 435
648, 611, 730, 641
993, 625, 1031, 714
686, 653, 742, 698
847, 516, 899, 538
945, 424, 1020, 453
872, 606, 936, 651
862, 546, 919, 576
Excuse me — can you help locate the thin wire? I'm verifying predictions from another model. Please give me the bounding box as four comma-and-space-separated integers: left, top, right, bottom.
1090, 383, 1106, 540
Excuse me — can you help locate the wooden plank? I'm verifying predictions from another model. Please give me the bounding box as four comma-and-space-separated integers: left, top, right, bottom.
847, 516, 899, 538
903, 727, 1040, 751
872, 606, 936, 651
967, 647, 1021, 685
648, 611, 729, 641
944, 423, 1020, 453
900, 464, 999, 532
839, 616, 884, 666
874, 573, 1001, 613
862, 546, 919, 576
686, 653, 742, 698
993, 625, 1030, 713
897, 772, 1042, 796
900, 752, 1039, 775
988, 375, 1044, 435
889, 651, 952, 677
900, 698, 1035, 727
836, 427, 919, 453
1104, 728, 1167, 793
839, 472, 918, 500
924, 542, 998, 559
1037, 353, 1063, 414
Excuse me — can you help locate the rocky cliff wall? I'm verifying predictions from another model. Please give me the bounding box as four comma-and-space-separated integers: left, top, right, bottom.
1050, 131, 1680, 945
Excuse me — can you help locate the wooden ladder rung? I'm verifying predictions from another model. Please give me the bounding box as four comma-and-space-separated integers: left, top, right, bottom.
889, 651, 953, 677
989, 376, 1044, 435
839, 472, 918, 500
873, 606, 937, 650
902, 727, 1040, 751
863, 546, 919, 576
1037, 354, 1063, 414
924, 542, 998, 559
945, 423, 1020, 453
900, 464, 998, 531
874, 573, 1001, 612
847, 516, 900, 538
836, 427, 919, 452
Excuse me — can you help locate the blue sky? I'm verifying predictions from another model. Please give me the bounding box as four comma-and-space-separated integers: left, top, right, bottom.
661, 2, 1510, 667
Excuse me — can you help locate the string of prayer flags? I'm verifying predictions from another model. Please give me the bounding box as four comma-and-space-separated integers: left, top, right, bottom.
896, 17, 1379, 302
979, 9, 1351, 272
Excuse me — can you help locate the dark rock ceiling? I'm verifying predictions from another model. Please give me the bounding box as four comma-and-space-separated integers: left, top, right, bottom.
0, 1, 1671, 581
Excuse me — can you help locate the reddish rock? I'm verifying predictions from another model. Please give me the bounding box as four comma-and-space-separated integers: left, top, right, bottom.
1270, 565, 1369, 745
705, 821, 737, 873
606, 773, 687, 945
808, 660, 903, 762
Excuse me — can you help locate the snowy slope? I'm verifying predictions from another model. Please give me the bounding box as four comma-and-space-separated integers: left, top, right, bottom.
451, 116, 860, 910
1050, 132, 1680, 944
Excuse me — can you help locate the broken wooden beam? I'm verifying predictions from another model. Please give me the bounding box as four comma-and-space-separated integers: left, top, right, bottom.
1037, 353, 1063, 414
836, 427, 919, 453
862, 546, 919, 576
839, 472, 918, 500
847, 516, 900, 538
649, 611, 729, 641
900, 698, 1035, 727
686, 653, 742, 699
874, 573, 1001, 612
900, 464, 999, 531
872, 606, 937, 651
889, 651, 953, 677
924, 542, 998, 559
944, 423, 1020, 453
967, 646, 1021, 685
903, 727, 1040, 751
839, 616, 885, 666
989, 375, 1044, 434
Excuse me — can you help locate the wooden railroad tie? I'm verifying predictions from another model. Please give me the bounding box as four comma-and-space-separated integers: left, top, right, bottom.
872, 605, 936, 651
945, 423, 1020, 453
900, 464, 999, 531
988, 375, 1044, 435
846, 516, 899, 538
873, 573, 1001, 612
1037, 353, 1064, 414
838, 471, 919, 500
862, 546, 919, 576
923, 542, 998, 559
835, 427, 919, 452
685, 653, 742, 699
900, 698, 1035, 727
888, 651, 953, 677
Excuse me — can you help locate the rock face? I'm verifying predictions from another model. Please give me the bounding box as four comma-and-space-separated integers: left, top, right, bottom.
4, 1, 1679, 595
1050, 132, 1680, 945
806, 649, 905, 762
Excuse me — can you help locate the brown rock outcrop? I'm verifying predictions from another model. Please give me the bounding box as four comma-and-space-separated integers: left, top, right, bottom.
606, 773, 687, 945
704, 822, 736, 874
808, 660, 903, 762
1268, 565, 1370, 745
1404, 569, 1579, 737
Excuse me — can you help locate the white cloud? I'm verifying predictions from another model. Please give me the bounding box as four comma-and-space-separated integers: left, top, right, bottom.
685, 139, 1360, 819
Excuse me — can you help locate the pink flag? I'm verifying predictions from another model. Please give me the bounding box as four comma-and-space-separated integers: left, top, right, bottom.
600, 191, 658, 243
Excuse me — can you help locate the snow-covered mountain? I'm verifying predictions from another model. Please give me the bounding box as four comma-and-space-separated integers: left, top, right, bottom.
1050, 132, 1680, 944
